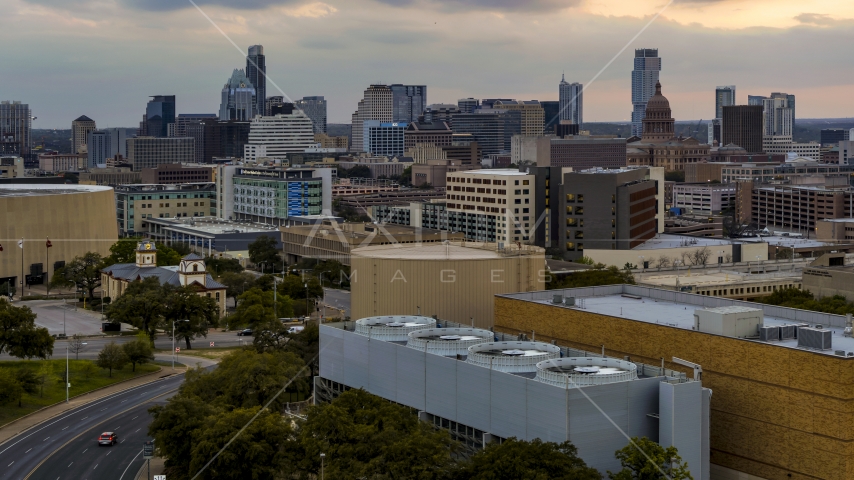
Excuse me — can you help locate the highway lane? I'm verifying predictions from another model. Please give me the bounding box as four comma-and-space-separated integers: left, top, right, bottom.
27, 402, 163, 480
0, 355, 216, 480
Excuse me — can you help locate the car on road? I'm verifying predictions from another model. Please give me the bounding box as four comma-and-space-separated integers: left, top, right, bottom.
237, 328, 253, 336
98, 432, 118, 446
287, 326, 304, 334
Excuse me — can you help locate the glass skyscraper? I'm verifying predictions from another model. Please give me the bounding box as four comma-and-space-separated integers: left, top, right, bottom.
631, 49, 661, 137
715, 86, 736, 119
246, 45, 266, 120
390, 84, 427, 123
145, 95, 176, 138
558, 75, 583, 127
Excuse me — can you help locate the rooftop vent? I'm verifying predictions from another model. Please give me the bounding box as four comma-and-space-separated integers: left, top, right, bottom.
797, 326, 832, 351
536, 357, 639, 387
406, 328, 493, 356
466, 341, 561, 373
354, 316, 437, 342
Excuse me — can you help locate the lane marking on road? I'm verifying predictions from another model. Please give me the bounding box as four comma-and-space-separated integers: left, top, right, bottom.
25, 448, 31, 453
80, 416, 88, 421
43, 437, 49, 442
67, 462, 73, 467
93, 463, 98, 469
121, 400, 127, 403
62, 426, 68, 431
120, 439, 125, 443
131, 416, 137, 420
106, 451, 111, 456
8, 461, 13, 466
117, 448, 144, 480
82, 449, 87, 454
134, 429, 140, 433
100, 408, 107, 411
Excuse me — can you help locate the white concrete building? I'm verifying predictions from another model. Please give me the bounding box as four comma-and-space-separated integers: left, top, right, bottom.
672, 183, 736, 215
350, 85, 393, 152
244, 114, 315, 162
762, 136, 821, 160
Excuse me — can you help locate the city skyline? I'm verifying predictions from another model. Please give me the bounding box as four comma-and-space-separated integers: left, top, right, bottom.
2, 0, 853, 128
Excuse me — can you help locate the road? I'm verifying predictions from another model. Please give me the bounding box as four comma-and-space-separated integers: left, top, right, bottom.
0, 355, 216, 480
321, 287, 350, 318
27, 300, 106, 337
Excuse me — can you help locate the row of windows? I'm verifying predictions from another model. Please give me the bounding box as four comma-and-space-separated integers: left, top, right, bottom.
696, 284, 801, 296
137, 202, 205, 208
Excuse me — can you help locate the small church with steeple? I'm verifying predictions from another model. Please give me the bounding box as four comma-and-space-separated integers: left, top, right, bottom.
101, 242, 227, 317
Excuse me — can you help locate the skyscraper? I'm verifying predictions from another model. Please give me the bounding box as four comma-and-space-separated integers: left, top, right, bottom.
558, 75, 583, 127
71, 115, 96, 154
715, 86, 736, 119
145, 95, 176, 138
458, 98, 479, 114
87, 127, 128, 167
541, 101, 560, 133
0, 101, 32, 164
390, 84, 427, 123
749, 92, 796, 134
294, 96, 327, 134
246, 45, 266, 120
244, 113, 315, 162
219, 69, 257, 121
631, 48, 661, 137
721, 105, 763, 153
351, 85, 394, 152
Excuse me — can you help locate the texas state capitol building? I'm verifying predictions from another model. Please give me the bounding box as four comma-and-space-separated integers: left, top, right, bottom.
101, 242, 227, 317
0, 184, 117, 290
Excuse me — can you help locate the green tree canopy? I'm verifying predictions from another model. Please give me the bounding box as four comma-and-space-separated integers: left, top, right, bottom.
457, 438, 602, 480
0, 299, 54, 359
105, 238, 141, 266
756, 287, 854, 315
547, 265, 635, 290
97, 341, 128, 377
155, 242, 184, 266
204, 256, 244, 276
50, 252, 104, 298
105, 277, 166, 342
227, 287, 293, 329
248, 235, 283, 272
217, 271, 258, 305
608, 437, 692, 480
122, 333, 155, 372
148, 395, 218, 476
278, 274, 324, 300
165, 285, 219, 349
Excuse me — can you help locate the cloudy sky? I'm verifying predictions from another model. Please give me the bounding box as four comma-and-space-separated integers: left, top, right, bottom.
3, 0, 853, 128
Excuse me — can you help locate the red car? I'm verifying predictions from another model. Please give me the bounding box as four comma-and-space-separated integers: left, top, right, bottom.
98, 432, 117, 446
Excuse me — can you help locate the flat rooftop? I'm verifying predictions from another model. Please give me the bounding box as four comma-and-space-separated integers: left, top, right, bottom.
454, 169, 526, 176
146, 218, 279, 236
352, 241, 543, 259
499, 285, 854, 357
633, 234, 741, 250
637, 270, 801, 288
0, 184, 112, 197
741, 236, 829, 248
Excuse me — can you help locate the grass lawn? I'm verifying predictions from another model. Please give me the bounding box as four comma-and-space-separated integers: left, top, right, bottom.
0, 359, 161, 425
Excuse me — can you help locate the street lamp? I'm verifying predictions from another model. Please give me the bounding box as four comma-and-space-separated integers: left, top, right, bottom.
719, 250, 725, 273
304, 283, 309, 321
172, 319, 189, 370
320, 453, 326, 480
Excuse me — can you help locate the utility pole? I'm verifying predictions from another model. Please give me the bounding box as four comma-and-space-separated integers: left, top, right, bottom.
66, 345, 69, 403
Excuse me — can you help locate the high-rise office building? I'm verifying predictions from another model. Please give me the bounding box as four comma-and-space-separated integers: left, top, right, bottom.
721, 105, 763, 153
363, 121, 407, 157
390, 84, 427, 123
127, 137, 194, 171
266, 96, 283, 116
715, 86, 736, 119
244, 113, 315, 162
630, 48, 661, 137
246, 45, 266, 120
558, 75, 583, 126
451, 109, 522, 156
458, 98, 479, 114
351, 85, 394, 152
541, 101, 560, 132
749, 92, 796, 134
196, 120, 251, 163
87, 128, 128, 167
821, 129, 850, 146
145, 95, 176, 138
71, 115, 96, 154
294, 96, 327, 134
219, 69, 256, 121
492, 100, 545, 136
0, 101, 32, 164
173, 114, 217, 138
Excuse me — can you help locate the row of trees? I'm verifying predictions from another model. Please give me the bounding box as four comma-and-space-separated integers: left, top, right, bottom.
756, 288, 854, 315
0, 298, 53, 359
149, 341, 691, 480
547, 264, 636, 290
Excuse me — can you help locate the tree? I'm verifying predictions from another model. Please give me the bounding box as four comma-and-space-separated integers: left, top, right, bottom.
399, 164, 413, 187
278, 274, 324, 301
575, 256, 596, 266
80, 361, 98, 380
609, 437, 693, 480
69, 334, 85, 360
228, 287, 292, 328
688, 247, 711, 266
722, 211, 748, 239
656, 255, 671, 269
253, 274, 276, 292
218, 271, 257, 306
35, 362, 54, 397
106, 277, 166, 342
457, 438, 602, 480
313, 260, 351, 288
248, 235, 282, 272
165, 286, 219, 349
0, 368, 23, 407
97, 341, 128, 377
548, 266, 634, 290
149, 395, 219, 476
122, 333, 155, 372
155, 243, 183, 266
664, 171, 685, 182
204, 256, 243, 276
299, 389, 458, 480
0, 298, 54, 359
51, 252, 104, 299
105, 238, 140, 266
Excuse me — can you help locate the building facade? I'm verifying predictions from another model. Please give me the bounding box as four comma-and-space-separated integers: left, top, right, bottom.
631, 48, 661, 137
721, 105, 763, 153
403, 121, 452, 150
821, 128, 850, 146
390, 84, 427, 123
294, 96, 327, 134
101, 243, 226, 317
87, 128, 128, 168
457, 98, 479, 114
144, 95, 176, 138
714, 85, 736, 119
351, 85, 393, 152
38, 153, 84, 172
363, 121, 406, 157
558, 75, 583, 126
244, 114, 315, 161
0, 156, 25, 178
219, 69, 256, 121
536, 135, 627, 170
127, 137, 194, 171
71, 115, 96, 154
492, 100, 545, 136
451, 109, 521, 156
139, 163, 214, 184
226, 166, 331, 225
672, 183, 736, 215
0, 101, 32, 164
245, 45, 266, 119
752, 185, 854, 232
115, 183, 215, 236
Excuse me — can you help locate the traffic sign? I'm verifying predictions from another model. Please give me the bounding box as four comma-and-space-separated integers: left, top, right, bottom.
143, 440, 154, 459
210, 342, 215, 347
175, 347, 180, 353
154, 476, 166, 480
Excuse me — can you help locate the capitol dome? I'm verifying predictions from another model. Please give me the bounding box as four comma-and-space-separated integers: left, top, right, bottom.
646, 81, 670, 110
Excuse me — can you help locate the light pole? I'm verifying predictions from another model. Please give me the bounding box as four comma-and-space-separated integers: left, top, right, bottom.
320, 453, 325, 480
65, 345, 69, 403
304, 283, 309, 321
719, 250, 725, 273
172, 319, 189, 370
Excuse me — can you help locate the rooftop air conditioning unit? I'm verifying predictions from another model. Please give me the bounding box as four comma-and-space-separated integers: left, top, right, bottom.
466, 341, 561, 373
564, 297, 576, 307
536, 357, 639, 387
406, 328, 493, 357
797, 326, 832, 351
552, 294, 563, 304
759, 326, 780, 342
354, 315, 437, 342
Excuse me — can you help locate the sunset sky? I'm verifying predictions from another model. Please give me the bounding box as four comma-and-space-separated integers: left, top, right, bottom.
3, 0, 853, 128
